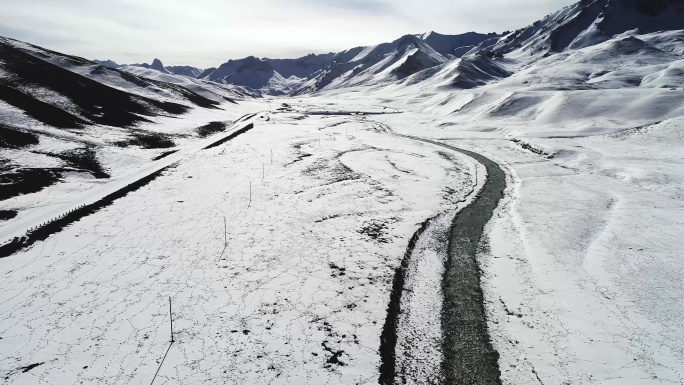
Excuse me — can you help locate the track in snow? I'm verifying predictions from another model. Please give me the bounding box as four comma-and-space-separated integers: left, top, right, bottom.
379, 128, 505, 385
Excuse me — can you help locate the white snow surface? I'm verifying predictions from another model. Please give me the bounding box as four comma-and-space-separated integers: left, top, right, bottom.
0, 107, 477, 384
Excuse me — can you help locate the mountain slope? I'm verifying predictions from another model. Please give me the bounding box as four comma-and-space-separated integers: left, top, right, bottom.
1, 38, 227, 109
294, 34, 450, 94
420, 31, 501, 57
167, 65, 203, 77
306, 0, 684, 95
0, 38, 196, 128
265, 53, 335, 79
0, 36, 251, 211
489, 0, 684, 58
203, 56, 305, 95
119, 65, 257, 101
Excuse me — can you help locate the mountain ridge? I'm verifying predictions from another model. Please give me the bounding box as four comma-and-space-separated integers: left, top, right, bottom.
9, 0, 684, 98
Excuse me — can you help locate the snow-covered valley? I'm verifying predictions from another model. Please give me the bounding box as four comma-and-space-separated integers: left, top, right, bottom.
2, 0, 684, 384
1, 107, 482, 384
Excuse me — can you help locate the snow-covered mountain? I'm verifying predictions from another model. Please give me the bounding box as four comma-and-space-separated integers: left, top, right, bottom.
265, 53, 336, 79
489, 0, 684, 57
293, 34, 453, 94
166, 65, 203, 77
0, 38, 212, 128
296, 0, 684, 94
420, 31, 501, 57
194, 55, 335, 95
129, 58, 170, 74
204, 56, 284, 90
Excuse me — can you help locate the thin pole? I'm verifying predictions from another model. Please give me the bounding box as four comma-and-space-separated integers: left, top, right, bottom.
169, 297, 174, 343
224, 216, 227, 246
270, 149, 273, 165
249, 182, 252, 207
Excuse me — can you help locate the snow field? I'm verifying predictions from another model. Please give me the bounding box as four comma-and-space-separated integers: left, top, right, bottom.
0, 110, 478, 385
361, 96, 684, 384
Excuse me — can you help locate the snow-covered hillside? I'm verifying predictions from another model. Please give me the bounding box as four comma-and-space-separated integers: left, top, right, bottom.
0, 36, 259, 231
2, 0, 684, 384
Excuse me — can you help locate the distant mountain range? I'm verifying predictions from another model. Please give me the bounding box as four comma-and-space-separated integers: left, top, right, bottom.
89, 0, 684, 96
94, 31, 500, 95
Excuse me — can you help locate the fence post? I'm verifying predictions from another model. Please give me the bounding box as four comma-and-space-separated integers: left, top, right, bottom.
169, 297, 174, 343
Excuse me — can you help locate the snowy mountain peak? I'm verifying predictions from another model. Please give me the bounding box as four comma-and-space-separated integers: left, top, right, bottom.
419, 31, 502, 58
128, 58, 171, 74
419, 31, 439, 40
396, 34, 422, 49
150, 58, 166, 72
201, 55, 299, 94
238, 56, 269, 69
265, 53, 335, 79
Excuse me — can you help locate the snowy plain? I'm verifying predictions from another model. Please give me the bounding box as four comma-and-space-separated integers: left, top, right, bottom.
1, 103, 483, 384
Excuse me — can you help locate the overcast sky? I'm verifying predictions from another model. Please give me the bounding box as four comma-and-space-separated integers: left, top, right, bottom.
0, 0, 577, 68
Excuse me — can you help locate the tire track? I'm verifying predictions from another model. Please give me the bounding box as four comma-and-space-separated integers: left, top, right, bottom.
378, 215, 436, 385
